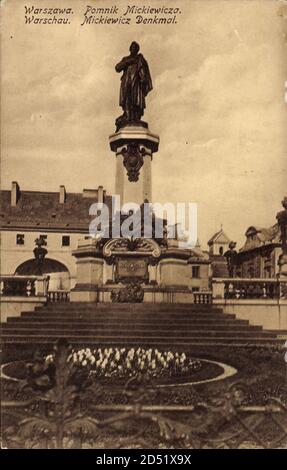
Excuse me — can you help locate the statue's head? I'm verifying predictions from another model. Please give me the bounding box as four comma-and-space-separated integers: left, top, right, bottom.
229, 241, 237, 250
130, 41, 140, 56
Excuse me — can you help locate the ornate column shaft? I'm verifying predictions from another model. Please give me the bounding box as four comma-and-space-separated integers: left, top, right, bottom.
109, 124, 159, 207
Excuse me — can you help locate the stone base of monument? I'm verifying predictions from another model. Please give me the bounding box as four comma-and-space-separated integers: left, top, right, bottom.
70, 237, 210, 303
70, 285, 99, 303
70, 240, 103, 302
71, 283, 196, 304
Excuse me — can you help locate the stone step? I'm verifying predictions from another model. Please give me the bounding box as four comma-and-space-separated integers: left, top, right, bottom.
2, 334, 283, 346
2, 327, 271, 338
20, 311, 234, 320
4, 301, 281, 348
35, 302, 220, 311
6, 316, 250, 326
4, 320, 259, 330
35, 306, 223, 314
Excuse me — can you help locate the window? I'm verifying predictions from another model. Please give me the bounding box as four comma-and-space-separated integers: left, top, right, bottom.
62, 235, 70, 247
192, 266, 200, 278
16, 233, 25, 245
219, 246, 224, 256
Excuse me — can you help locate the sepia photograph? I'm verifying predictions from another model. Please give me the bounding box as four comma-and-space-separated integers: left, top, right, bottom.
1, 0, 287, 454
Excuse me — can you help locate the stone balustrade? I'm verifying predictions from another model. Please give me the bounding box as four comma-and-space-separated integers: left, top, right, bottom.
193, 291, 213, 304
47, 290, 70, 303
212, 278, 287, 300
0, 275, 49, 297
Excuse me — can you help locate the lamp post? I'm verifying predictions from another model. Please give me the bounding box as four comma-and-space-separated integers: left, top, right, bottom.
33, 237, 48, 275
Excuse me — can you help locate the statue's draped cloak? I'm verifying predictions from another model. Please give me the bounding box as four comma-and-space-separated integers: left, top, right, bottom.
117, 53, 153, 118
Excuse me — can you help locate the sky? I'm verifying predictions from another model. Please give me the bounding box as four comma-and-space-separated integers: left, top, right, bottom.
1, 0, 287, 248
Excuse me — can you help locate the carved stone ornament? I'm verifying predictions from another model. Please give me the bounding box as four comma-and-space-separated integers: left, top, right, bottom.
111, 282, 144, 303
122, 143, 146, 182
103, 237, 161, 258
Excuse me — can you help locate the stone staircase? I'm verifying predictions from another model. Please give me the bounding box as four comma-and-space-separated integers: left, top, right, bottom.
1, 302, 284, 348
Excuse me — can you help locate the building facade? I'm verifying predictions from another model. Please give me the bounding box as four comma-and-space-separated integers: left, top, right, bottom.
1, 182, 210, 293
208, 228, 230, 278
235, 225, 281, 278
0, 182, 109, 290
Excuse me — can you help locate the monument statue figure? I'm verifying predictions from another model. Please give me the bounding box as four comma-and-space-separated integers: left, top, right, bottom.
115, 41, 152, 130
224, 241, 238, 278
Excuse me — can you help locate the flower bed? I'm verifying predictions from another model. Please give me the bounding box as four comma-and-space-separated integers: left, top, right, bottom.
46, 347, 203, 382
2, 347, 229, 387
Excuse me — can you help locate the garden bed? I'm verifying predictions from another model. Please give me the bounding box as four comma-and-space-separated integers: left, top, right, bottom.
2, 353, 227, 387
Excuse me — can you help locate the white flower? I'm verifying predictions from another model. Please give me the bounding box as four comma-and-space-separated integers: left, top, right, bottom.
45, 354, 54, 363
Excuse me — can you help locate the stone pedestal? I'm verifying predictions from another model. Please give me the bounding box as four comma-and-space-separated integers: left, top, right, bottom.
70, 239, 104, 302
212, 279, 225, 299
70, 234, 210, 303
159, 258, 190, 286
35, 276, 49, 296
109, 124, 159, 206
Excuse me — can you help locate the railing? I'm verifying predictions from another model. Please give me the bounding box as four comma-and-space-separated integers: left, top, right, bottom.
0, 275, 71, 302
0, 275, 48, 297
212, 278, 287, 300
194, 291, 213, 304
2, 339, 287, 449
47, 290, 70, 303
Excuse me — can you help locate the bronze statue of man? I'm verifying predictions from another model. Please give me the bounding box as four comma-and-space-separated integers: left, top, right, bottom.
224, 241, 238, 278
115, 41, 152, 129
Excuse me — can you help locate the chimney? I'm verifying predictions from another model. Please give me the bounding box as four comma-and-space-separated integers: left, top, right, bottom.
97, 185, 104, 204
59, 185, 66, 204
11, 181, 20, 207
82, 188, 98, 198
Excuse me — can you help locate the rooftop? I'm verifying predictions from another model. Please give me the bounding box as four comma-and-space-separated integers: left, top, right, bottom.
208, 228, 230, 246
0, 184, 112, 232
239, 224, 281, 252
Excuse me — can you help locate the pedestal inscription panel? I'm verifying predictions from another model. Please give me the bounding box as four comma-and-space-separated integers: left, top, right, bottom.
115, 257, 148, 283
